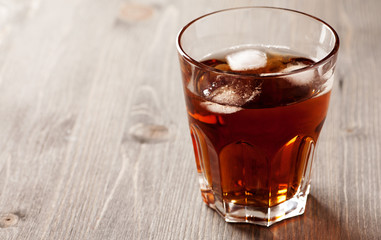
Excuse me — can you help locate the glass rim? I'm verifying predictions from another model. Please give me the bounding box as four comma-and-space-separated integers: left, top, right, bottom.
176, 6, 340, 78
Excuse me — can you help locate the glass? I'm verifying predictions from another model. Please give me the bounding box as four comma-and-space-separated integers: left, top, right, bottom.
176, 7, 339, 226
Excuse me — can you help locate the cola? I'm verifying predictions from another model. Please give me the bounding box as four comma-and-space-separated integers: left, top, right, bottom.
182, 47, 332, 208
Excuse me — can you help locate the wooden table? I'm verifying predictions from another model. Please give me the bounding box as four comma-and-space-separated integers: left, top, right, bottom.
0, 0, 379, 239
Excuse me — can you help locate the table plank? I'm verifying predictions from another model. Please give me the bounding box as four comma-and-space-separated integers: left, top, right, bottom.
0, 0, 379, 239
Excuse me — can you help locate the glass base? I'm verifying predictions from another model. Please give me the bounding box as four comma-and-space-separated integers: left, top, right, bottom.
201, 186, 309, 227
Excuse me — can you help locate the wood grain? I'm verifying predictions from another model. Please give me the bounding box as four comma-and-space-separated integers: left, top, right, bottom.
0, 0, 379, 239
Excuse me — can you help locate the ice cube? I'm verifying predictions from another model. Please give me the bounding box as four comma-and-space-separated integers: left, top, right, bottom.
320, 68, 334, 94
281, 63, 316, 86
201, 101, 242, 114
226, 49, 267, 71
209, 84, 259, 106
203, 78, 260, 107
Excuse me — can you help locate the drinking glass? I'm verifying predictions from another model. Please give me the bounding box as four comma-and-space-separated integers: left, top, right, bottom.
176, 7, 339, 226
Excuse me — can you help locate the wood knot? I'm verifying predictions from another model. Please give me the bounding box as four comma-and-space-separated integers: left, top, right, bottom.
0, 213, 19, 228
129, 123, 169, 143
338, 77, 344, 90
342, 126, 367, 139
118, 3, 154, 22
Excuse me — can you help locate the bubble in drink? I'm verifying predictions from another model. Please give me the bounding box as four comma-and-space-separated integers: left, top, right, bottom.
183, 46, 332, 208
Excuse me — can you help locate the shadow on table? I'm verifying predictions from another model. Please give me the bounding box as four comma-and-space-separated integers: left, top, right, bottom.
219, 195, 361, 239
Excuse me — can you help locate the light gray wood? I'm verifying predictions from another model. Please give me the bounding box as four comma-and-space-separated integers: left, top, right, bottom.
0, 0, 379, 239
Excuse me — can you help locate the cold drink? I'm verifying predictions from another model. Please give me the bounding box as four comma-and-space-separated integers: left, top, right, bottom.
177, 7, 339, 226
183, 47, 331, 208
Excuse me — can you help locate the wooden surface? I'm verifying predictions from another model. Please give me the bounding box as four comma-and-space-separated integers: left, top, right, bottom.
0, 0, 379, 239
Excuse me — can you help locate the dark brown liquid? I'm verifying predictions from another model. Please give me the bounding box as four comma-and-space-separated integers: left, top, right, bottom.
184, 48, 331, 207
